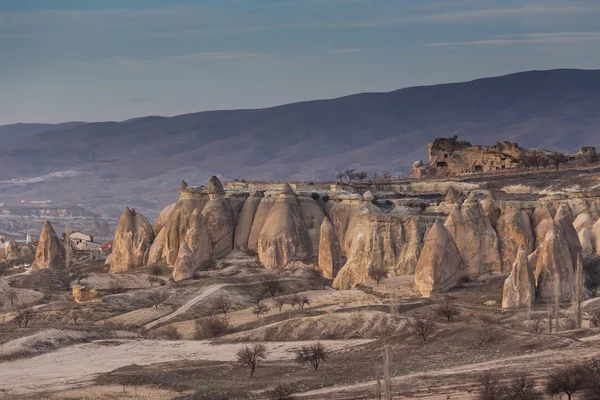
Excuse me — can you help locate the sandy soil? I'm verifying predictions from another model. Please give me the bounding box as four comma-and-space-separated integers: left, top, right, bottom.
0, 338, 372, 396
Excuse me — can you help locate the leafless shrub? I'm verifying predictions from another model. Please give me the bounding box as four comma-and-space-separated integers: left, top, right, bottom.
297, 296, 310, 309
267, 385, 296, 400
13, 304, 35, 328
195, 314, 230, 338
286, 294, 300, 308
253, 300, 270, 318
5, 288, 18, 308
262, 275, 283, 298
546, 366, 585, 400
294, 342, 329, 371
409, 315, 435, 341
160, 326, 182, 340
274, 296, 287, 313
505, 374, 542, 399
529, 317, 544, 333
211, 293, 233, 314
236, 343, 268, 377
435, 301, 461, 322
148, 290, 168, 309
561, 316, 578, 331
368, 265, 387, 286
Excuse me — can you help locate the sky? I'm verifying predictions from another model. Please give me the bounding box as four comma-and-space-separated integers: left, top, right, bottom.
1, 0, 600, 124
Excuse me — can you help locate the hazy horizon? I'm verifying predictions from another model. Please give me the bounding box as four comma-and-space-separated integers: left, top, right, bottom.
2, 0, 600, 125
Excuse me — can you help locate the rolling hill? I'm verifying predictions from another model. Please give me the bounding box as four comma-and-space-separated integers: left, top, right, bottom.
1, 68, 599, 217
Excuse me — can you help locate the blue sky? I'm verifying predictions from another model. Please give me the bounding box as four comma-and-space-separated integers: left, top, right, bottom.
1, 0, 599, 124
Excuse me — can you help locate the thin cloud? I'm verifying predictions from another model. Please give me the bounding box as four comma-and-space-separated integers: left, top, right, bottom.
168, 52, 264, 61
331, 48, 366, 53
429, 31, 600, 47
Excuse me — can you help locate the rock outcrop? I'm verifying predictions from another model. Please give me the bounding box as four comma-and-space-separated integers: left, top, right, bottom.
110, 208, 154, 273
444, 201, 501, 277
528, 222, 575, 301
202, 177, 234, 258
594, 218, 600, 256
247, 195, 277, 254
574, 213, 595, 233
579, 227, 595, 255
5, 240, 19, 260
32, 221, 66, 270
257, 184, 313, 269
414, 220, 464, 296
496, 207, 535, 273
554, 204, 582, 269
184, 209, 213, 268
318, 218, 343, 279
172, 240, 196, 281
502, 245, 535, 308
72, 285, 102, 303
234, 191, 263, 251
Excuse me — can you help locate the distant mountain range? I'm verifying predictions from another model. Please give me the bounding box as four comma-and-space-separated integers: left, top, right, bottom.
1, 68, 599, 218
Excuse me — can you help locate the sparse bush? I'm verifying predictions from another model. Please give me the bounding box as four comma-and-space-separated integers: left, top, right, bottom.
505, 374, 542, 399
212, 294, 234, 314
368, 265, 387, 286
297, 296, 310, 309
253, 300, 270, 318
267, 385, 295, 400
409, 315, 435, 341
13, 304, 35, 328
476, 373, 503, 400
274, 296, 287, 313
286, 294, 301, 309
148, 290, 169, 309
295, 342, 329, 371
435, 301, 461, 322
310, 192, 320, 200
160, 326, 182, 340
262, 275, 283, 299
236, 343, 268, 377
529, 317, 544, 333
546, 365, 585, 400
195, 314, 230, 338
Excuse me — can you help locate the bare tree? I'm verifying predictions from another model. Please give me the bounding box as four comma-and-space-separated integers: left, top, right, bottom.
354, 171, 368, 182
148, 290, 168, 309
195, 314, 230, 338
368, 265, 387, 286
148, 265, 163, 287
409, 315, 435, 341
344, 169, 357, 183
505, 374, 542, 400
6, 288, 18, 308
13, 304, 35, 328
382, 170, 392, 182
548, 152, 567, 170
71, 270, 90, 285
236, 343, 268, 377
335, 172, 345, 183
267, 385, 296, 400
295, 342, 329, 371
382, 346, 392, 400
274, 296, 287, 313
435, 301, 461, 322
287, 294, 301, 309
297, 296, 310, 309
307, 267, 327, 290
369, 171, 380, 182
476, 373, 503, 400
262, 275, 283, 299
253, 299, 270, 318
546, 366, 585, 400
212, 293, 234, 314
71, 310, 82, 325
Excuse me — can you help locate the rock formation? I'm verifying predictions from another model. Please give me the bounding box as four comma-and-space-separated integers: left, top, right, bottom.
481, 198, 499, 228
5, 240, 19, 260
496, 207, 535, 273
32, 221, 66, 270
247, 194, 277, 253
328, 194, 380, 255
298, 194, 326, 256
554, 204, 582, 269
573, 213, 594, 232
172, 240, 196, 281
445, 187, 461, 205
72, 285, 102, 303
110, 208, 154, 273
414, 220, 464, 296
257, 184, 313, 269
234, 191, 263, 251
502, 245, 535, 308
184, 209, 212, 268
444, 201, 501, 277
202, 176, 234, 258
594, 218, 600, 256
528, 222, 575, 301
579, 227, 595, 255
318, 218, 343, 279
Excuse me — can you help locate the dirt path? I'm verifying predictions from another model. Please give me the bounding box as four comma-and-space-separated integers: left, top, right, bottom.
0, 338, 372, 396
296, 335, 600, 399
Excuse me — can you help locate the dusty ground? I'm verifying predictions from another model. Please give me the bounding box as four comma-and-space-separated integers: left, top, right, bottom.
1, 259, 599, 400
